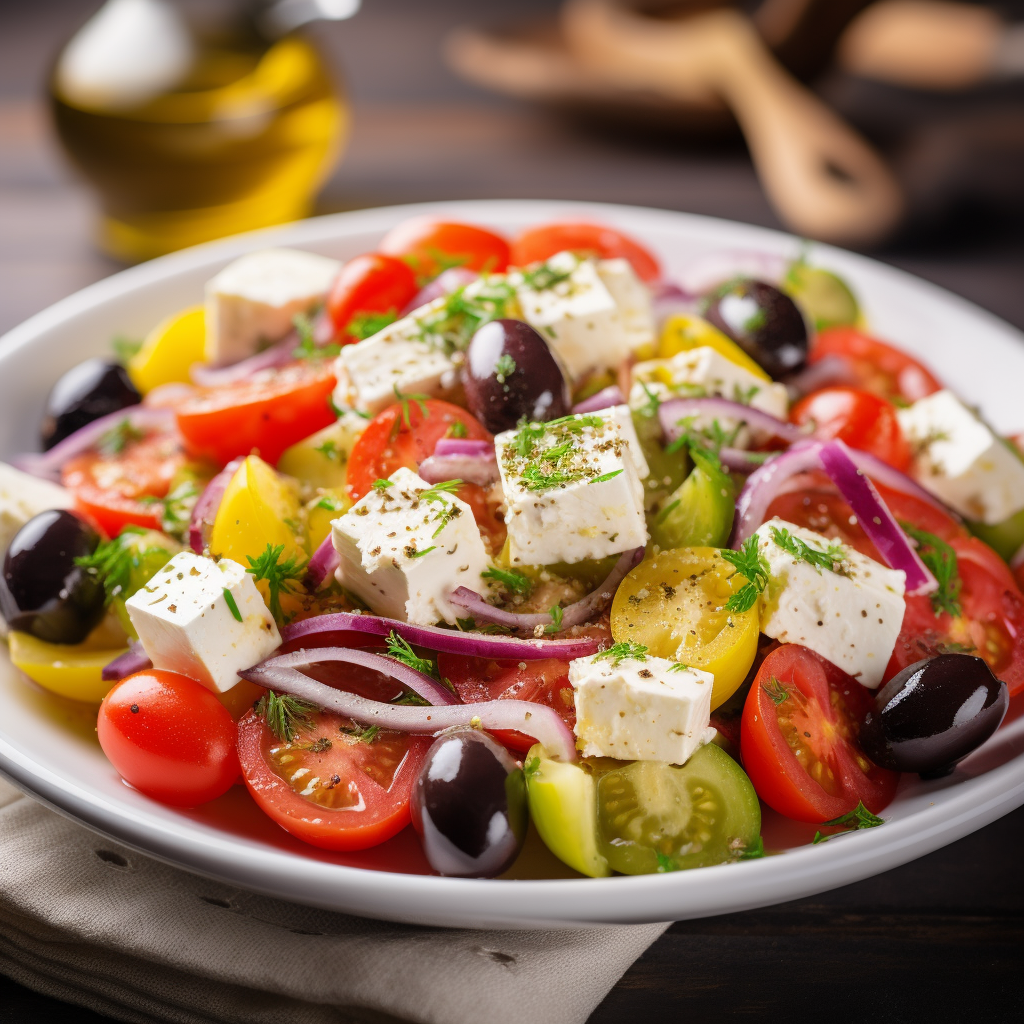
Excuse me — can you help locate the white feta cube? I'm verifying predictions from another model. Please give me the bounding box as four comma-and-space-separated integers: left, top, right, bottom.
332, 467, 491, 625
602, 404, 650, 480
630, 345, 789, 446
495, 411, 648, 566
125, 552, 281, 693
595, 258, 655, 353
0, 463, 74, 558
569, 653, 715, 764
896, 389, 1024, 525
755, 518, 906, 688
205, 248, 341, 366
512, 252, 637, 380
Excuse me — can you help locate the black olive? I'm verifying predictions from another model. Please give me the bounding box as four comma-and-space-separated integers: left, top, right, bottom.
41, 358, 140, 450
703, 279, 809, 378
411, 729, 528, 877
462, 319, 571, 433
860, 654, 1008, 780
0, 510, 106, 644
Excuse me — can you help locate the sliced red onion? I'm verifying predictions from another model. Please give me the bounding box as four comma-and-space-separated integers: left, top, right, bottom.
818, 440, 936, 595
783, 354, 858, 398
250, 646, 459, 706
305, 533, 341, 590
142, 382, 197, 408
651, 281, 698, 326
190, 337, 294, 387
841, 447, 955, 515
658, 397, 807, 445
188, 458, 242, 555
102, 641, 152, 682
12, 406, 176, 482
281, 611, 601, 660
241, 658, 577, 762
572, 385, 625, 414
418, 455, 498, 486
449, 547, 644, 634
433, 438, 494, 458
402, 268, 479, 315
719, 447, 776, 472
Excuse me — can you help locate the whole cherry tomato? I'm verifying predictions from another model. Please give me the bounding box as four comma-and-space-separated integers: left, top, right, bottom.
326, 253, 418, 343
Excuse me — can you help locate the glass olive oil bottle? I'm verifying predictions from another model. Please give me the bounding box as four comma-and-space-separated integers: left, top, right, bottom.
50, 1, 348, 261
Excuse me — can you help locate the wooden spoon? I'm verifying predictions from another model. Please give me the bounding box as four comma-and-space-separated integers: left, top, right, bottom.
562, 0, 905, 245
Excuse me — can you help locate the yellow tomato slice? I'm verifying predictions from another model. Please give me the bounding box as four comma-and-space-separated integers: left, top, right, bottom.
658, 314, 771, 382
304, 488, 350, 552
610, 547, 758, 709
128, 306, 206, 394
8, 616, 129, 703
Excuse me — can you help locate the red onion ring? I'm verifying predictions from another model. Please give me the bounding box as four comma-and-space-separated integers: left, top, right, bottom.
783, 354, 858, 398
249, 646, 459, 706
401, 268, 479, 315
449, 547, 644, 634
572, 385, 625, 414
305, 533, 341, 590
651, 281, 698, 326
12, 406, 176, 482
241, 657, 577, 762
433, 439, 493, 458
281, 611, 601, 660
102, 641, 152, 682
658, 397, 806, 445
188, 458, 242, 555
418, 455, 498, 486
818, 440, 936, 595
190, 337, 294, 387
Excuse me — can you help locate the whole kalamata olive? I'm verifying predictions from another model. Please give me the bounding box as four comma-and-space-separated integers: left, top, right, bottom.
0, 509, 106, 644
411, 729, 528, 877
860, 655, 1008, 780
462, 319, 571, 433
41, 358, 140, 450
703, 279, 809, 378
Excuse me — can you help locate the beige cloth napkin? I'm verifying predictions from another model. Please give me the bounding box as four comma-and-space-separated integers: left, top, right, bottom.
0, 777, 668, 1024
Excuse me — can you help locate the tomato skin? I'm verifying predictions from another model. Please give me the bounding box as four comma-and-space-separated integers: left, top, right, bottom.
237, 709, 430, 851
379, 218, 510, 281
346, 398, 492, 502
62, 430, 187, 535
97, 670, 239, 806
326, 253, 418, 341
740, 645, 899, 823
811, 327, 943, 404
510, 222, 661, 283
791, 386, 911, 471
176, 361, 336, 467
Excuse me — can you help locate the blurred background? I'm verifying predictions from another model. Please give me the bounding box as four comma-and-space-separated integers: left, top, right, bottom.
2, 0, 1023, 337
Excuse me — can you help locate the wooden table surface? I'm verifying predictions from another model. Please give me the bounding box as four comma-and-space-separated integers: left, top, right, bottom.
2, 3, 1023, 1022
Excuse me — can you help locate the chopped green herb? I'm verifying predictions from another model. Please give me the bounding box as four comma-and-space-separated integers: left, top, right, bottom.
594, 641, 649, 665
521, 261, 575, 291
733, 383, 761, 406
372, 478, 393, 491
159, 480, 200, 541
256, 691, 317, 743
494, 353, 516, 382
668, 662, 693, 672
412, 279, 516, 354
393, 384, 429, 428
738, 836, 766, 860
293, 312, 341, 361
523, 755, 541, 780
657, 499, 682, 524
346, 308, 398, 341
721, 536, 771, 614
316, 494, 346, 512
303, 736, 333, 753
761, 676, 790, 706
812, 801, 885, 844
447, 420, 468, 439
637, 381, 662, 419
245, 543, 307, 625
655, 851, 678, 873
314, 439, 342, 462
481, 566, 533, 596
98, 418, 146, 457
769, 525, 849, 576
112, 334, 143, 364
589, 469, 624, 485
545, 604, 564, 634
420, 479, 463, 499
74, 527, 167, 604
385, 630, 437, 677
341, 722, 381, 744
900, 521, 962, 618
392, 690, 431, 706
222, 588, 242, 621
408, 545, 436, 558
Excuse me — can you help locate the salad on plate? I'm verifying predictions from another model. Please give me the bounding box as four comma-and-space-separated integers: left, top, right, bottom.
1, 215, 1021, 879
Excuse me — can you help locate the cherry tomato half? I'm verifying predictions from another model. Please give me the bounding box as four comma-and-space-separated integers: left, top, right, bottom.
510, 222, 661, 282
326, 253, 419, 342
237, 705, 431, 851
379, 218, 510, 282
97, 670, 239, 806
810, 327, 943, 404
791, 386, 911, 471
176, 360, 336, 467
740, 645, 899, 822
62, 428, 187, 535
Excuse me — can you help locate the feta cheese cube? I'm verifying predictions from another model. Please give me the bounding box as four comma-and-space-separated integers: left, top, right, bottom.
205, 248, 341, 366
601, 404, 649, 479
495, 411, 648, 566
569, 653, 715, 764
630, 345, 789, 445
332, 467, 491, 625
595, 258, 655, 353
896, 389, 1024, 525
755, 518, 906, 688
0, 463, 73, 558
125, 552, 281, 693
512, 252, 638, 380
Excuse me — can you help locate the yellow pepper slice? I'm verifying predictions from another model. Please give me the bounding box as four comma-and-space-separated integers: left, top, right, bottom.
127, 306, 206, 394
658, 313, 771, 382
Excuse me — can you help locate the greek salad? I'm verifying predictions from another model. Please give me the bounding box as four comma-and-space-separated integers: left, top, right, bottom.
1, 216, 1020, 878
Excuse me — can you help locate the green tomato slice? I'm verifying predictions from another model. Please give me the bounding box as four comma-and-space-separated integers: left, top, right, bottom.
783, 263, 859, 332
595, 744, 761, 875
649, 458, 735, 551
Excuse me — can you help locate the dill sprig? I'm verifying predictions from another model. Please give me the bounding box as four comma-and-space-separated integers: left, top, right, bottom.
721, 536, 771, 614
393, 384, 429, 428
481, 566, 533, 596
256, 691, 318, 743
74, 526, 162, 604
98, 418, 146, 457
346, 309, 398, 341
769, 525, 849, 576
900, 521, 962, 618
245, 543, 307, 625
812, 802, 885, 844
385, 630, 437, 677
593, 641, 649, 665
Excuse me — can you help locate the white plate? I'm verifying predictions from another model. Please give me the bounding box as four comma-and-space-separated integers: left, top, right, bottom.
2, 200, 1024, 930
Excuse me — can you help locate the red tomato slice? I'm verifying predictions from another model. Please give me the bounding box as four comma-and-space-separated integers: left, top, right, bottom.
176, 360, 336, 467
379, 218, 510, 282
61, 428, 187, 535
346, 398, 492, 501
740, 645, 899, 822
98, 670, 239, 807
237, 706, 430, 851
509, 222, 661, 283
326, 253, 418, 342
791, 386, 911, 471
438, 653, 576, 754
811, 327, 943, 404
